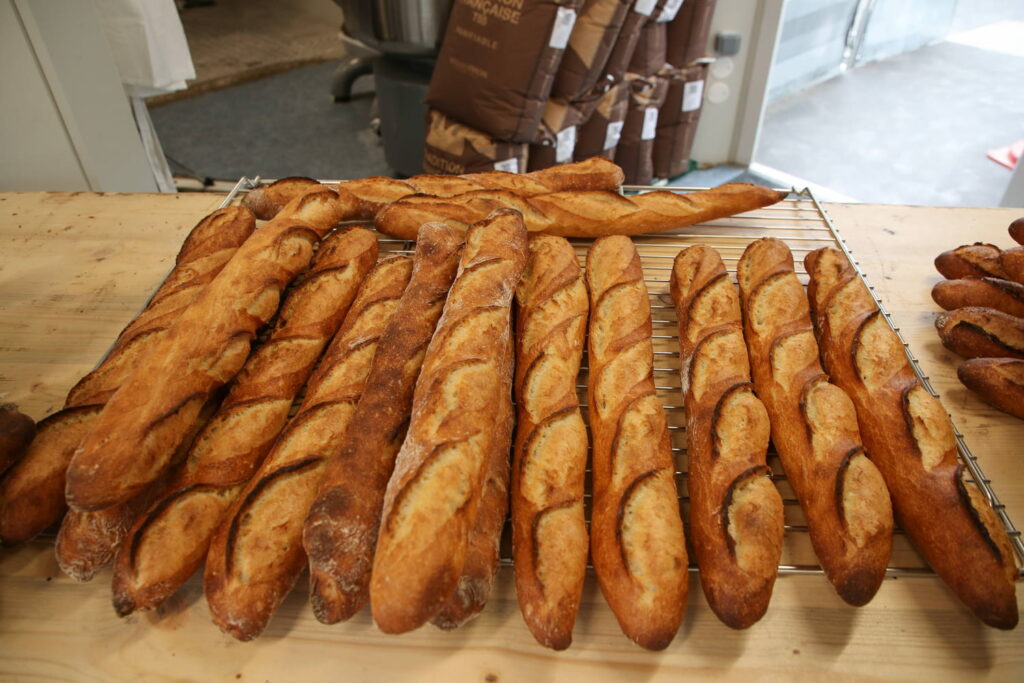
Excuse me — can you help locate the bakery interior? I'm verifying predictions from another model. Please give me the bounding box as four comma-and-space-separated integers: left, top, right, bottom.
2, 0, 1024, 680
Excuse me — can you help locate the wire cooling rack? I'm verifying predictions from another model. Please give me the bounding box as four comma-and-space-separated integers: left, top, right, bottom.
222, 177, 1024, 579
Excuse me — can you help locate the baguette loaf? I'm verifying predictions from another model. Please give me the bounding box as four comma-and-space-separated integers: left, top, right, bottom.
243, 157, 625, 221
370, 209, 527, 635
957, 358, 1024, 420
509, 235, 589, 650
242, 177, 321, 220
670, 245, 785, 629
430, 322, 514, 631
374, 184, 788, 241
55, 396, 220, 582
931, 277, 1024, 318
65, 188, 350, 512
66, 206, 257, 408
111, 227, 378, 615
585, 235, 688, 650
0, 206, 255, 545
0, 405, 34, 477
303, 223, 463, 625
736, 238, 893, 606
934, 307, 1024, 359
204, 254, 412, 641
1009, 217, 1024, 245
999, 247, 1024, 285
935, 243, 1006, 280
806, 247, 1018, 629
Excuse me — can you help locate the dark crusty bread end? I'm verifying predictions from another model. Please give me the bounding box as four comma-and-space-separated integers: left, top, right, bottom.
0, 405, 34, 477
935, 307, 1024, 359
958, 358, 1024, 419
931, 277, 1024, 318
935, 243, 1006, 280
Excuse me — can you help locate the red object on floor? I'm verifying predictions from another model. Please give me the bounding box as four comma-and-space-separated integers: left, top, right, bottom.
988, 139, 1024, 170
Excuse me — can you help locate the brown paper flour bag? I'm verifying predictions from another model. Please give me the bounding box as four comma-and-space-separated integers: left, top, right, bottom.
613, 72, 668, 185
653, 63, 708, 178
423, 108, 529, 175
574, 81, 630, 161
550, 0, 631, 101
426, 0, 584, 143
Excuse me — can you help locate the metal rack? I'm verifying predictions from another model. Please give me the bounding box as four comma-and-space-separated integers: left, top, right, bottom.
223, 178, 1024, 579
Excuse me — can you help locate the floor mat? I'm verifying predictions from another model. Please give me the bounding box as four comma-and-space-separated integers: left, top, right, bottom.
151, 60, 389, 182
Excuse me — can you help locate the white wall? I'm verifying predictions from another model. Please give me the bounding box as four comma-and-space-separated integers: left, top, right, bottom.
691, 0, 785, 166
0, 0, 158, 192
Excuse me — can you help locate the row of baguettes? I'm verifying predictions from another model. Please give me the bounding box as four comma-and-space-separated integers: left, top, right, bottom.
0, 173, 1016, 649
931, 222, 1024, 420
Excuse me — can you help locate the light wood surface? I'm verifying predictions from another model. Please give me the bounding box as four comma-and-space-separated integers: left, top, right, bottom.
0, 192, 1022, 681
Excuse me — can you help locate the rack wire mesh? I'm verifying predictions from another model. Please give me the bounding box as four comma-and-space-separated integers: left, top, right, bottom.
222, 177, 1024, 579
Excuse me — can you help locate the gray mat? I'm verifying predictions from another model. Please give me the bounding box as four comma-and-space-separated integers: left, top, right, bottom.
150, 60, 390, 182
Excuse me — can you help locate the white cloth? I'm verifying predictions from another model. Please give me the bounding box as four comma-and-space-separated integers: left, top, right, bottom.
93, 0, 195, 97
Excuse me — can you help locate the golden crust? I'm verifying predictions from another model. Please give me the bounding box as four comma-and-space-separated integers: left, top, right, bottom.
738, 238, 893, 607
670, 245, 784, 629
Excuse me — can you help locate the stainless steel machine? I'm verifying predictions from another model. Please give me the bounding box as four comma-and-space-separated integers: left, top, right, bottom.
331, 0, 453, 176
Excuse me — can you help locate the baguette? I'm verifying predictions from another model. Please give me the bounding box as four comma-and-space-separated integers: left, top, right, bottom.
370, 209, 527, 635
54, 396, 220, 582
670, 245, 784, 629
736, 238, 892, 606
111, 227, 378, 615
935, 243, 1006, 280
65, 188, 350, 512
303, 223, 463, 625
934, 307, 1024, 360
243, 157, 625, 221
204, 254, 413, 641
806, 247, 1018, 629
242, 177, 321, 220
66, 206, 257, 408
585, 235, 688, 650
430, 322, 514, 631
1009, 217, 1024, 245
957, 358, 1024, 420
0, 405, 34, 477
999, 247, 1024, 285
931, 277, 1024, 318
0, 206, 255, 545
509, 235, 589, 650
374, 183, 789, 241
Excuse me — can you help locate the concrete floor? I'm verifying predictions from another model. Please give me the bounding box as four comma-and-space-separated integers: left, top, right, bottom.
756, 24, 1024, 207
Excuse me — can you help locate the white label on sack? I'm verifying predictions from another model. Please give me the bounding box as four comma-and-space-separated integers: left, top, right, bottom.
556, 126, 577, 163
548, 7, 577, 49
641, 107, 659, 140
682, 80, 705, 112
634, 0, 657, 16
657, 0, 685, 22
494, 158, 519, 173
603, 120, 624, 150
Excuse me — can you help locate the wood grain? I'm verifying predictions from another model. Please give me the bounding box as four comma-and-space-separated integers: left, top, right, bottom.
0, 193, 1022, 680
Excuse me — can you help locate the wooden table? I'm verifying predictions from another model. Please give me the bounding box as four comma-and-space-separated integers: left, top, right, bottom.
0, 192, 1021, 681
